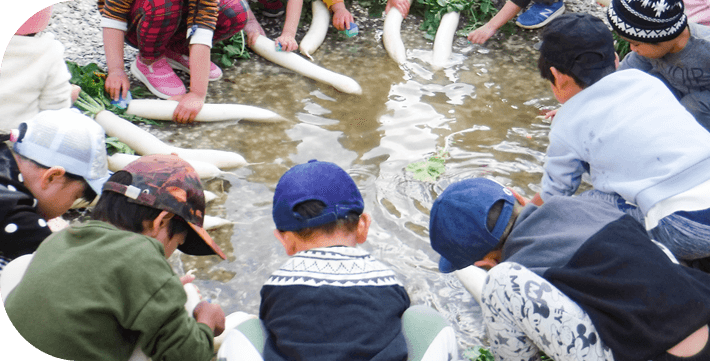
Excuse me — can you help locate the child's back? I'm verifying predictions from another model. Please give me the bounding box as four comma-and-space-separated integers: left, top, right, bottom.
262, 160, 409, 360
0, 7, 74, 130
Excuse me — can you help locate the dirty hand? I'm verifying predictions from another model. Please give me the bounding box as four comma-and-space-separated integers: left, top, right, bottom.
105, 69, 131, 101
193, 301, 226, 336
169, 92, 205, 124
468, 24, 496, 44
385, 0, 410, 17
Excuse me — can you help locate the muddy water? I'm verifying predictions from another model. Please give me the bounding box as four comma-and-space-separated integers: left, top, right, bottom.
163, 26, 558, 355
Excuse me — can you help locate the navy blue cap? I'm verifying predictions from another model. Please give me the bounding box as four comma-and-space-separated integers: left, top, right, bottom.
429, 178, 515, 273
273, 160, 364, 231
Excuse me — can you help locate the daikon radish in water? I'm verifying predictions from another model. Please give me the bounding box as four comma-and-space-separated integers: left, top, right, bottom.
382, 0, 414, 65
108, 153, 234, 180
299, 1, 330, 61
204, 215, 234, 230
454, 265, 487, 305
250, 35, 362, 95
126, 99, 287, 123
431, 11, 460, 71
93, 110, 247, 169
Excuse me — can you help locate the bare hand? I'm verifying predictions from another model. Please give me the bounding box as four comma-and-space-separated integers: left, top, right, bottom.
169, 92, 205, 124
544, 109, 558, 120
331, 5, 353, 31
193, 301, 226, 336
275, 33, 298, 52
385, 0, 410, 17
468, 24, 496, 44
105, 69, 130, 101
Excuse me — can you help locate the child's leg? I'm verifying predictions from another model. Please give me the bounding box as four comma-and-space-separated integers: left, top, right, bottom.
650, 208, 710, 261
680, 91, 710, 133
481, 262, 615, 361
216, 318, 267, 361
401, 305, 458, 361
125, 0, 184, 61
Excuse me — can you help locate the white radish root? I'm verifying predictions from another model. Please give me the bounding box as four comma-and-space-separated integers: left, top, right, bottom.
454, 265, 487, 305
107, 153, 234, 180
204, 215, 234, 230
93, 110, 247, 169
382, 0, 413, 65
126, 99, 287, 123
250, 35, 363, 95
299, 1, 330, 61
431, 11, 460, 71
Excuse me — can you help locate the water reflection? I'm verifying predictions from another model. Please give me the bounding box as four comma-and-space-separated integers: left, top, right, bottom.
165, 22, 558, 355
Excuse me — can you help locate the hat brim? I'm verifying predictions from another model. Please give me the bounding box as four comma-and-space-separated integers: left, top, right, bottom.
439, 256, 460, 274
178, 222, 226, 259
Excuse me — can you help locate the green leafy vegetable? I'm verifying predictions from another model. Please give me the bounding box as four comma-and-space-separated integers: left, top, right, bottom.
613, 32, 630, 61
211, 31, 251, 68
104, 136, 135, 156
463, 346, 494, 361
406, 148, 449, 182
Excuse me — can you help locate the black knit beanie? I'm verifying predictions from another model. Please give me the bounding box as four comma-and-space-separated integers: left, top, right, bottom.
607, 0, 687, 43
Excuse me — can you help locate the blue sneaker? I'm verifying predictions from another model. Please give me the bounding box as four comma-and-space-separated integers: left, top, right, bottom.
515, 1, 565, 29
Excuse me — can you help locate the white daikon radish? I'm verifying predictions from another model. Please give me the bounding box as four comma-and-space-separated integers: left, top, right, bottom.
204, 190, 218, 204
204, 215, 234, 230
299, 0, 330, 61
431, 11, 460, 71
250, 35, 362, 95
126, 99, 287, 123
93, 110, 247, 169
107, 153, 233, 180
454, 265, 487, 305
382, 0, 414, 65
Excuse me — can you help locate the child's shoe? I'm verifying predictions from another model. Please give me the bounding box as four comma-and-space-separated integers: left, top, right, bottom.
130, 57, 186, 99
165, 50, 223, 82
515, 1, 565, 29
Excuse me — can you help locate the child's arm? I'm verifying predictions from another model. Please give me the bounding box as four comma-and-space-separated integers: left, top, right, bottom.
244, 9, 266, 47
169, 43, 210, 123
468, 1, 520, 44
102, 27, 131, 101
276, 0, 304, 52
193, 301, 226, 336
330, 2, 354, 32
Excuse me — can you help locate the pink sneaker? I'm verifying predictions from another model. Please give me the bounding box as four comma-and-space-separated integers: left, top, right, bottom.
131, 57, 186, 99
165, 50, 223, 81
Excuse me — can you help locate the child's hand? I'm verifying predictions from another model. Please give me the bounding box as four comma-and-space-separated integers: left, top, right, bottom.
275, 34, 298, 52
468, 23, 496, 44
105, 69, 131, 101
385, 0, 410, 17
194, 301, 226, 336
169, 92, 205, 124
543, 109, 558, 120
70, 85, 81, 105
244, 9, 266, 48
330, 3, 353, 31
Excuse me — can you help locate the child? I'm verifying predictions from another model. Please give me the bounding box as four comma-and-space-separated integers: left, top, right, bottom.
607, 0, 710, 131
212, 160, 456, 361
467, 0, 565, 44
99, 0, 266, 123
4, 154, 227, 361
533, 13, 710, 263
0, 108, 109, 275
0, 6, 81, 130
273, 0, 355, 52
429, 177, 710, 361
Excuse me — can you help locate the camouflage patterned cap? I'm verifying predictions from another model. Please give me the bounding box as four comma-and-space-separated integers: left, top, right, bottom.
102, 154, 226, 259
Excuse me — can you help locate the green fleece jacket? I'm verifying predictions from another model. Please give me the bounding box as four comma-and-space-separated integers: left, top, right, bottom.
4, 220, 214, 361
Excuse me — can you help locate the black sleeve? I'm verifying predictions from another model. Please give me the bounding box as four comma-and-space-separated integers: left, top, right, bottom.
1, 203, 52, 260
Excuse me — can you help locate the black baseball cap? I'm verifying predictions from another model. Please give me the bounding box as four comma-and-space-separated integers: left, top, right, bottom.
539, 13, 616, 86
